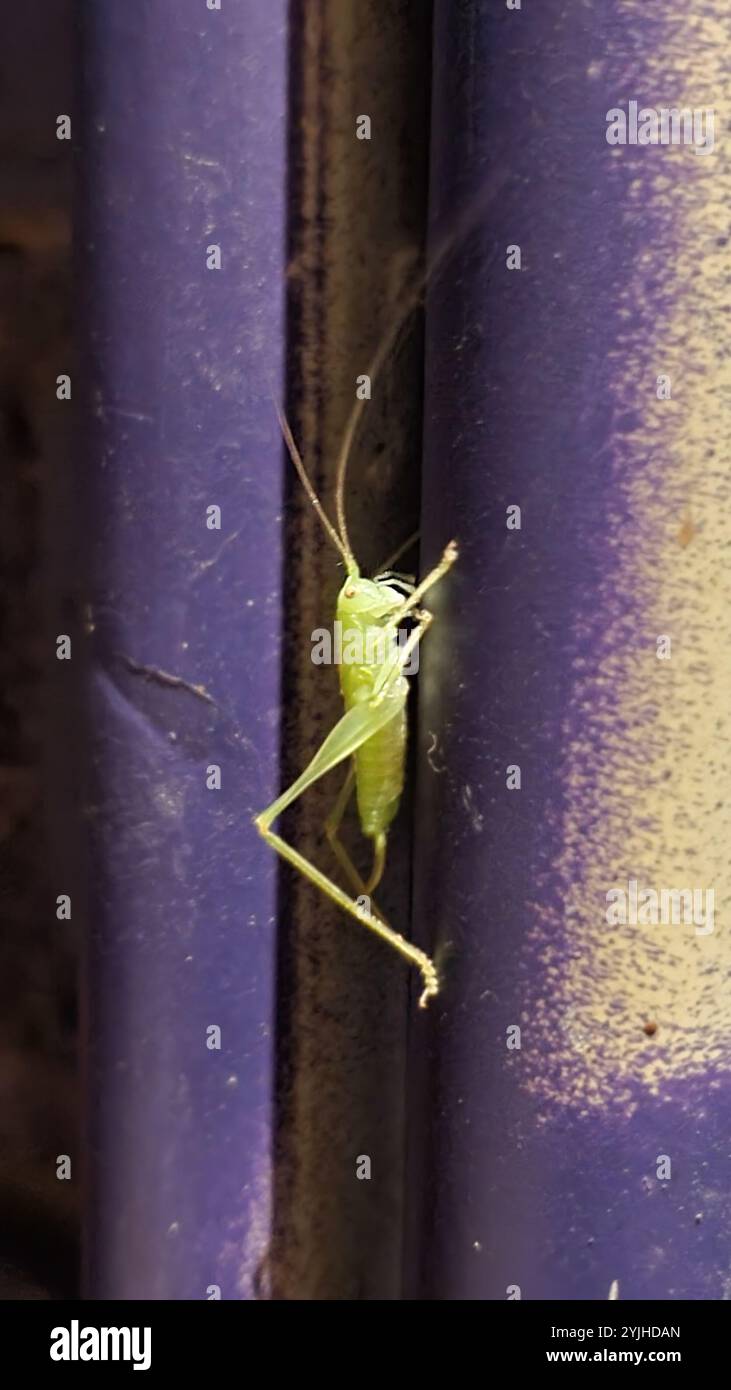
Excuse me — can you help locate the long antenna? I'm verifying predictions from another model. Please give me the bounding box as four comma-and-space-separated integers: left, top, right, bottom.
272, 397, 357, 572
333, 166, 508, 558
374, 527, 420, 577
333, 298, 414, 560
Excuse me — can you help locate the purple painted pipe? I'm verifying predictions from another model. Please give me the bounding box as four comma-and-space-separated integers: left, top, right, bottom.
407, 1, 731, 1299
79, 2, 287, 1298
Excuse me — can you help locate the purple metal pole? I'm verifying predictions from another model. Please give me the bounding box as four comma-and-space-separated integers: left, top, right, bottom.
407, 2, 731, 1299
78, 1, 287, 1298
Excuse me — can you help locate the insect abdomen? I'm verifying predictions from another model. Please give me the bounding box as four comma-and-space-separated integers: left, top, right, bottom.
338, 614, 408, 840
354, 684, 407, 838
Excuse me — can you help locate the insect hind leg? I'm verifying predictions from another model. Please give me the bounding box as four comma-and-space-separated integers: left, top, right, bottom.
324, 764, 367, 896
255, 820, 437, 1007
325, 766, 388, 902
254, 695, 439, 1006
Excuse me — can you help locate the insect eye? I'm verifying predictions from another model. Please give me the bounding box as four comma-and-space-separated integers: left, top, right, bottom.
345, 587, 356, 598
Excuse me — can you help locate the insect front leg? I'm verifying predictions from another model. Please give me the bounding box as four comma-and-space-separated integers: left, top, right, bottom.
385, 539, 458, 631
371, 608, 432, 703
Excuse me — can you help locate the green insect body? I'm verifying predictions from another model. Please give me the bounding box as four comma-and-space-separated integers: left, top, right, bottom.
337, 576, 408, 845
254, 395, 456, 1007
